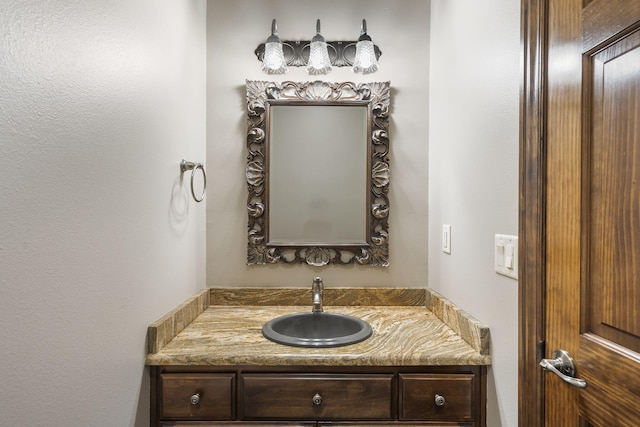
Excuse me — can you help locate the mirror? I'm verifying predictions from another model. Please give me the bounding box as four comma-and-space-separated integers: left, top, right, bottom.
245, 80, 390, 267
269, 104, 368, 245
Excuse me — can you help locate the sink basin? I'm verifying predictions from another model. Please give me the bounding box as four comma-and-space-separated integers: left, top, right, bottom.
262, 312, 373, 348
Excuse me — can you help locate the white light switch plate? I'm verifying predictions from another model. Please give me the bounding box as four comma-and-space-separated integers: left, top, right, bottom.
442, 224, 451, 254
495, 234, 518, 280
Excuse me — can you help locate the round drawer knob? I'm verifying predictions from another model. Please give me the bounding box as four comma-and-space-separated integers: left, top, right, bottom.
434, 394, 446, 407
312, 393, 323, 406
190, 393, 201, 406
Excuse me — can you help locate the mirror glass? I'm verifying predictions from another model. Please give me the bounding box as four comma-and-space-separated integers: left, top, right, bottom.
245, 80, 390, 267
269, 104, 368, 245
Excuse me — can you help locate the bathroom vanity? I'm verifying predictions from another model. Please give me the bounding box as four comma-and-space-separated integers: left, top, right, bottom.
146, 288, 491, 426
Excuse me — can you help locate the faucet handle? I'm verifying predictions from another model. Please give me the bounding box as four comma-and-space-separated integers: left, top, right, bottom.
311, 277, 324, 313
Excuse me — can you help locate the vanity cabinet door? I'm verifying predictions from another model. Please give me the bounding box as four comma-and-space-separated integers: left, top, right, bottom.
160, 423, 314, 426
240, 374, 394, 421
322, 424, 474, 427
399, 374, 475, 422
160, 373, 235, 420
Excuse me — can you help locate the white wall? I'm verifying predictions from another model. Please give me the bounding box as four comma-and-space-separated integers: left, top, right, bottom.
206, 0, 431, 287
0, 1, 207, 426
428, 1, 520, 426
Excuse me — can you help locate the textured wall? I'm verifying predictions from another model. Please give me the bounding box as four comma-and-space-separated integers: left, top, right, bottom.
206, 0, 431, 287
0, 1, 206, 425
428, 1, 520, 426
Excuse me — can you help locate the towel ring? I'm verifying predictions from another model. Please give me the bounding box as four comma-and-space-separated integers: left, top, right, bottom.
180, 159, 206, 203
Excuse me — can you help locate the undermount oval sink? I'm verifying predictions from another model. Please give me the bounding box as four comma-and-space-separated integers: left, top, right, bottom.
262, 312, 373, 348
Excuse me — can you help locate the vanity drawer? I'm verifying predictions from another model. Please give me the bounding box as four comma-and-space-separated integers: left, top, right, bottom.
160, 373, 235, 420
399, 374, 475, 422
240, 373, 394, 420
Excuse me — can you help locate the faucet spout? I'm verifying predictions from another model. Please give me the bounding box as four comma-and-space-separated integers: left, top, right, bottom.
312, 277, 324, 313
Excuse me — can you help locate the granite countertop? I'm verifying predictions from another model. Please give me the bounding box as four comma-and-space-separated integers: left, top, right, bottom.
145, 288, 491, 367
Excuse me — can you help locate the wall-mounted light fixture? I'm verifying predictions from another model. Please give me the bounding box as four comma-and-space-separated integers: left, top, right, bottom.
352, 19, 379, 74
255, 19, 381, 75
306, 20, 332, 75
261, 19, 288, 75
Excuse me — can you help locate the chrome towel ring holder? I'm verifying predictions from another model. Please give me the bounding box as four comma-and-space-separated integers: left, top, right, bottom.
180, 159, 206, 203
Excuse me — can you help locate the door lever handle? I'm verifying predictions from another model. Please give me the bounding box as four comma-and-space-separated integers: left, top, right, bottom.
540, 349, 587, 389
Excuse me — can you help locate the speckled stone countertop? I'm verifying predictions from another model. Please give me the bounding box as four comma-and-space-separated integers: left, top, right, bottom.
145, 288, 491, 367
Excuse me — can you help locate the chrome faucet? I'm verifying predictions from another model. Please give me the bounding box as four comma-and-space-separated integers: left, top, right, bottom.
312, 277, 324, 313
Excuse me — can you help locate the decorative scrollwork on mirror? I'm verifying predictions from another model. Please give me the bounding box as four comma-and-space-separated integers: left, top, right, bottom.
245, 80, 390, 267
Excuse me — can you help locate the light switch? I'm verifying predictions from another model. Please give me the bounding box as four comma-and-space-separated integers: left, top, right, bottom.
496, 243, 505, 266
495, 234, 518, 280
504, 244, 514, 268
442, 224, 451, 254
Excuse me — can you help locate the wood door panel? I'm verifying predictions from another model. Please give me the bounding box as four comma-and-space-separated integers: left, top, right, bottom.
545, 0, 584, 425
582, 0, 640, 52
579, 334, 640, 426
536, 0, 640, 425
522, 0, 640, 423
580, 4, 640, 425
584, 27, 640, 352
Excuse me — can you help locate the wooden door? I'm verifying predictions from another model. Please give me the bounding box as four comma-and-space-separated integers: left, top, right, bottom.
543, 0, 640, 425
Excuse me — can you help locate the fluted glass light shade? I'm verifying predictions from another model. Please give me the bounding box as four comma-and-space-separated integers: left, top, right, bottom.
352, 19, 379, 74
262, 19, 288, 74
306, 19, 332, 75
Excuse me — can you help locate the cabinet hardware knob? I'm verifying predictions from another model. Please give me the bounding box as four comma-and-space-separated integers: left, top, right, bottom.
312, 393, 323, 406
190, 393, 201, 406
434, 394, 446, 407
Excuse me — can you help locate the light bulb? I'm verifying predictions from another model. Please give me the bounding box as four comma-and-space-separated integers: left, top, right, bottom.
352, 19, 379, 75
261, 19, 288, 75
306, 19, 332, 75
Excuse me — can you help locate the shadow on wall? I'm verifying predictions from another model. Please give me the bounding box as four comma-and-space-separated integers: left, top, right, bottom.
169, 175, 191, 236
486, 366, 502, 427
133, 367, 150, 426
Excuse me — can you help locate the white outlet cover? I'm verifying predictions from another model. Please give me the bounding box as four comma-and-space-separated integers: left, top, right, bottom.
495, 234, 518, 280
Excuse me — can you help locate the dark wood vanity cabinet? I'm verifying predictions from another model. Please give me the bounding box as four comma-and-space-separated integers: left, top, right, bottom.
159, 373, 236, 420
240, 373, 395, 421
151, 366, 486, 426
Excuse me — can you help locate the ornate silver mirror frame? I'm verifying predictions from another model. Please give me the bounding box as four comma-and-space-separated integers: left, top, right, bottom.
245, 80, 390, 267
